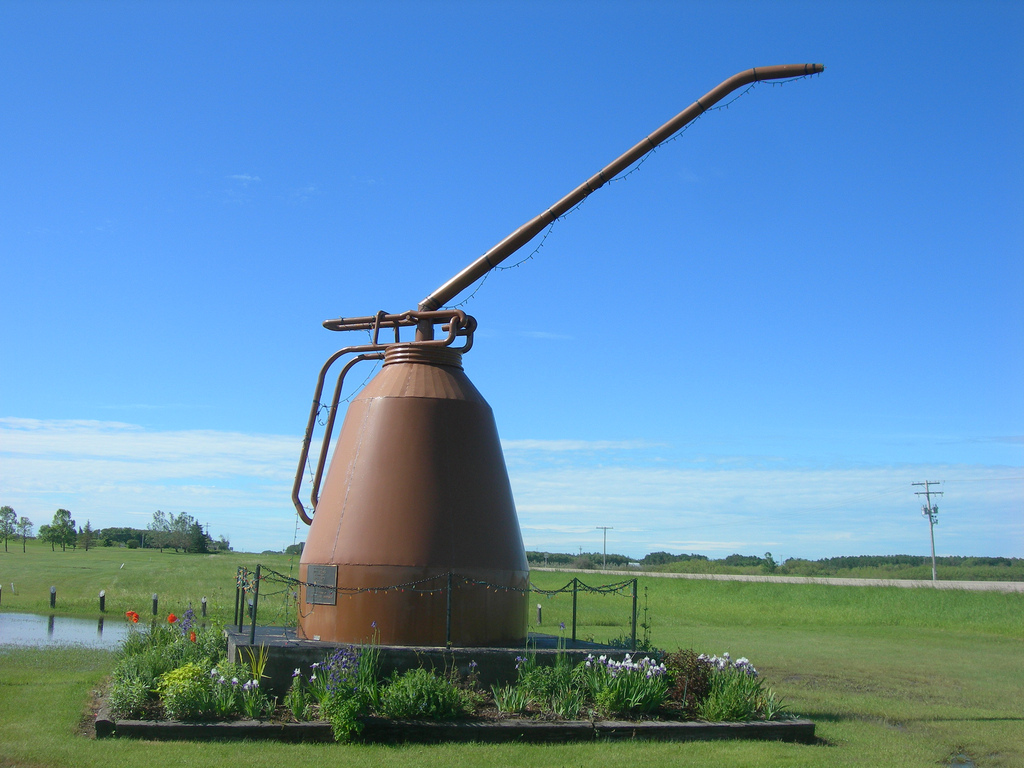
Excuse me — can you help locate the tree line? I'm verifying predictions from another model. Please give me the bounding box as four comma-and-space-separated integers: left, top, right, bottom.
527, 549, 1021, 577
0, 505, 229, 554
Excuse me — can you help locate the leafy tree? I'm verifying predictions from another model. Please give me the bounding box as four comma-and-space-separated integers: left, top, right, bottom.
762, 551, 778, 574
574, 554, 596, 569
284, 542, 304, 555
0, 506, 16, 552
38, 523, 55, 551
79, 520, 95, 551
149, 509, 171, 550
170, 512, 196, 552
17, 516, 33, 552
50, 509, 77, 552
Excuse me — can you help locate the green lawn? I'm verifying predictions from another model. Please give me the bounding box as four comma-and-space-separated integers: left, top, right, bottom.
1, 544, 1022, 767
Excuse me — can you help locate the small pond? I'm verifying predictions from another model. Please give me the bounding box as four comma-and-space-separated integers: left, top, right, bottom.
0, 612, 129, 650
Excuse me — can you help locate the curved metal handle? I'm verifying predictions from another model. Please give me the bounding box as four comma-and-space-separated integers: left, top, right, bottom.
291, 347, 383, 524
308, 352, 384, 512
418, 63, 824, 314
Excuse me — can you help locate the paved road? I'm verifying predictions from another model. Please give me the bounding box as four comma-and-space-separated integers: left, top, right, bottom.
530, 567, 1024, 593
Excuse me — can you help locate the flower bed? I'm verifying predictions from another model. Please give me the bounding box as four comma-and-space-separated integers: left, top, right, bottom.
100, 608, 811, 744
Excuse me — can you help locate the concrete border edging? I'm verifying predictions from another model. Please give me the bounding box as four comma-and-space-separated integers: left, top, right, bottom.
98, 713, 815, 744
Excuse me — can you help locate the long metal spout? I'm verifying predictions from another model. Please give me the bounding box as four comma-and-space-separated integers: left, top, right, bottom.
417, 63, 824, 319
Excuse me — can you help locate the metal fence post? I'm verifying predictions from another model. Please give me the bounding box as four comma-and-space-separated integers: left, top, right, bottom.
445, 571, 453, 648
236, 568, 244, 633
248, 564, 261, 646
50, 586, 56, 608
631, 579, 638, 651
571, 578, 578, 642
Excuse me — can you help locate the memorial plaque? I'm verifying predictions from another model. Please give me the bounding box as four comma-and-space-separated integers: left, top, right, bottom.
305, 564, 338, 605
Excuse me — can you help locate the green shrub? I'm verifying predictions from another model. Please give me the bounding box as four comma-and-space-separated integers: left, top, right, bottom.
663, 648, 712, 715
107, 676, 149, 719
158, 662, 212, 720
515, 651, 577, 706
379, 668, 471, 721
320, 694, 365, 743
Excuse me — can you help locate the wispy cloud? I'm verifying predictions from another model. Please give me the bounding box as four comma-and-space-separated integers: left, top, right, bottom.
1, 417, 1020, 559
509, 462, 1023, 558
0, 418, 307, 551
290, 184, 320, 202
960, 436, 1024, 446
227, 174, 262, 185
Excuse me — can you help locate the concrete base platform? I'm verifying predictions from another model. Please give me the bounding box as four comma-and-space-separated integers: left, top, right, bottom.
226, 626, 636, 697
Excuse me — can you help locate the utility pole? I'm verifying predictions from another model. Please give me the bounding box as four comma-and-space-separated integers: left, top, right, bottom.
912, 481, 942, 581
596, 526, 613, 570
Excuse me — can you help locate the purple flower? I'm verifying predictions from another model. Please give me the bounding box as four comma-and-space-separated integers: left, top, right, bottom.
178, 607, 196, 636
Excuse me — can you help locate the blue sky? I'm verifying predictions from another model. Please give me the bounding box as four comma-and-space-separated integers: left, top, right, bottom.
1, 1, 1021, 558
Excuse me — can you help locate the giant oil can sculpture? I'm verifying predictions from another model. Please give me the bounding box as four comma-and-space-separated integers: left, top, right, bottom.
293, 64, 824, 646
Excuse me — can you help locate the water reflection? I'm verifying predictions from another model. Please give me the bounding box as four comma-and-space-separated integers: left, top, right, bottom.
0, 612, 129, 649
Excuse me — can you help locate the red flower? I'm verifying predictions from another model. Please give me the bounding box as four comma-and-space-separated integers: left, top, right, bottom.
189, 631, 197, 643
125, 611, 139, 623
167, 613, 177, 624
